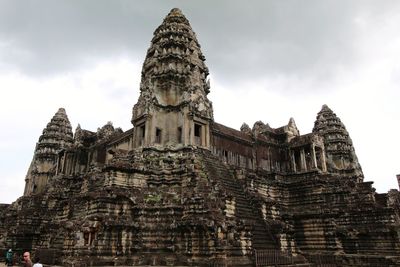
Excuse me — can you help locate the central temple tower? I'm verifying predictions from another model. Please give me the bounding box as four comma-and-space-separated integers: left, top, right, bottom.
131, 8, 213, 149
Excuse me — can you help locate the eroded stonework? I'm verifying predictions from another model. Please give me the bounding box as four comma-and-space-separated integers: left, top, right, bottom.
1, 8, 399, 267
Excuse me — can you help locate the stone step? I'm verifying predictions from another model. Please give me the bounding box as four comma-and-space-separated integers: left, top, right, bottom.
200, 151, 278, 250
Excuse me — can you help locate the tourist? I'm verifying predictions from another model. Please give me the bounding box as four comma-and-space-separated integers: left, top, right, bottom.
22, 251, 32, 267
5, 249, 13, 266
32, 256, 43, 267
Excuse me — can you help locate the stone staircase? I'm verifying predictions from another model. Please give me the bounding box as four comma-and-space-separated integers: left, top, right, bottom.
198, 150, 278, 250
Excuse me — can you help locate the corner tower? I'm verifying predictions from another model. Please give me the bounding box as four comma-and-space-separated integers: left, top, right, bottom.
24, 108, 73, 195
313, 105, 363, 181
132, 8, 213, 149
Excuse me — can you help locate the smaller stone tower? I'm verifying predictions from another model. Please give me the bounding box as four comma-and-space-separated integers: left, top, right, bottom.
24, 108, 73, 195
313, 105, 363, 181
131, 8, 213, 149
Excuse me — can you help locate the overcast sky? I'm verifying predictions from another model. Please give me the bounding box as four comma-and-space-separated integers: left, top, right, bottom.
1, 1, 399, 203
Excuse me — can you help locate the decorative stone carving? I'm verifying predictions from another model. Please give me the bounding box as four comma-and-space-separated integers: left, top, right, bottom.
240, 123, 252, 135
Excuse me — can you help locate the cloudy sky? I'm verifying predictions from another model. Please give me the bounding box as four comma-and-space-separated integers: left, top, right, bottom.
1, 1, 399, 203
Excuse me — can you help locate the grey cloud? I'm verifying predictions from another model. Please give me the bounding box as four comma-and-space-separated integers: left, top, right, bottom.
0, 1, 163, 75
185, 1, 400, 92
0, 0, 399, 88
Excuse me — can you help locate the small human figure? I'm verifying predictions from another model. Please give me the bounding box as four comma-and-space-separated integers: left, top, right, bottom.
32, 256, 43, 267
22, 251, 33, 267
5, 249, 13, 266
12, 252, 19, 267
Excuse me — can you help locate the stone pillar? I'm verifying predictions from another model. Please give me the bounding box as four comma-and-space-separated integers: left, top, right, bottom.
189, 120, 194, 146
133, 127, 137, 147
130, 132, 134, 150
321, 147, 327, 172
61, 153, 66, 173
290, 150, 296, 172
145, 116, 153, 146
311, 144, 317, 169
204, 123, 210, 149
183, 112, 189, 146
73, 153, 78, 175
65, 153, 70, 175
55, 153, 61, 175
300, 149, 307, 171
201, 123, 206, 147
69, 153, 74, 175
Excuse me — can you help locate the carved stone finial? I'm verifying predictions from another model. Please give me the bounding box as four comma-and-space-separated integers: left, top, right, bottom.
286, 117, 299, 139
97, 121, 122, 141
240, 123, 252, 135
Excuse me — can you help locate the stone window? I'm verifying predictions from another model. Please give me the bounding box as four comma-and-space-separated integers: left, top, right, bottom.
177, 127, 182, 143
84, 232, 89, 246
83, 229, 97, 246
224, 150, 228, 162
294, 150, 301, 172
194, 123, 201, 145
155, 128, 162, 144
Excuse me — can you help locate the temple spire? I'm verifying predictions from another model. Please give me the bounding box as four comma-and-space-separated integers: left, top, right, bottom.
24, 108, 73, 195
131, 8, 213, 148
313, 105, 363, 181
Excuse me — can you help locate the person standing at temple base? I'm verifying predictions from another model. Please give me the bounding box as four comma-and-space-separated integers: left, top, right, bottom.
22, 252, 32, 267
32, 256, 42, 267
5, 249, 13, 266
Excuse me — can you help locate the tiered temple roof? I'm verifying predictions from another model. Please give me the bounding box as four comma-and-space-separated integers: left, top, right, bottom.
24, 108, 73, 195
133, 8, 212, 122
313, 104, 363, 181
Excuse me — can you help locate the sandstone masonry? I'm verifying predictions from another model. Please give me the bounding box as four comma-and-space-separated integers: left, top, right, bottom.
0, 8, 399, 267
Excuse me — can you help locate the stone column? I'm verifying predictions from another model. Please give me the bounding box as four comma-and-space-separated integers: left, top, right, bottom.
130, 132, 134, 150
189, 120, 194, 146
183, 112, 189, 146
134, 126, 140, 148
300, 149, 306, 171
73, 153, 78, 175
145, 116, 153, 146
68, 153, 73, 175
204, 123, 210, 149
64, 153, 70, 175
290, 150, 296, 172
311, 144, 317, 169
55, 153, 61, 175
61, 152, 66, 174
321, 147, 327, 172
201, 123, 206, 147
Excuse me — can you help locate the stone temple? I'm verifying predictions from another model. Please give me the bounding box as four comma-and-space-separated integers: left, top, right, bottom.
1, 8, 400, 267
